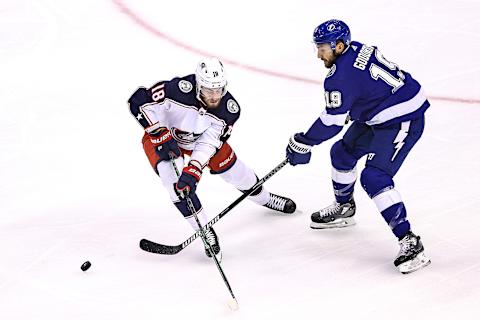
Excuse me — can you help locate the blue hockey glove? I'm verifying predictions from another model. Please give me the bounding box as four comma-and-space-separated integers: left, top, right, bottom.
175, 162, 203, 198
148, 127, 181, 161
286, 133, 313, 166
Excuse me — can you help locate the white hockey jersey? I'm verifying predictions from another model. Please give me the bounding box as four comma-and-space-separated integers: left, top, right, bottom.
128, 74, 241, 167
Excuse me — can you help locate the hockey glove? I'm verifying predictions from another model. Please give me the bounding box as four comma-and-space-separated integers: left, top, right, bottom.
175, 161, 203, 198
148, 127, 181, 161
286, 133, 313, 166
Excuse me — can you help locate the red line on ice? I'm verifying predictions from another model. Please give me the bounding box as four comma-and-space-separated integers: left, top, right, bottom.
112, 0, 480, 105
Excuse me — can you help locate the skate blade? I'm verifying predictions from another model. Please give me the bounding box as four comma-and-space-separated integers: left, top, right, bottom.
398, 252, 431, 274
206, 251, 223, 263
310, 217, 356, 229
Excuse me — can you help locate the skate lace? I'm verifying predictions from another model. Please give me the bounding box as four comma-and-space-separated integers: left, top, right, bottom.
205, 229, 216, 245
266, 194, 287, 211
399, 235, 416, 255
319, 202, 341, 218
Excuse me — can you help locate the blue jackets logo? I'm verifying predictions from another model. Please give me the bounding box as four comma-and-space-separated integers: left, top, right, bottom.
178, 80, 193, 93
227, 99, 239, 113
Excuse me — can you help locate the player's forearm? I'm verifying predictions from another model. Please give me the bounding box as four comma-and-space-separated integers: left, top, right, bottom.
303, 116, 343, 145
190, 125, 224, 167
190, 142, 217, 168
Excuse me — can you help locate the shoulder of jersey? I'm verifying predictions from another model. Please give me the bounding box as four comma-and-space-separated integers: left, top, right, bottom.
327, 41, 364, 81
164, 74, 198, 106
164, 75, 240, 125
207, 92, 241, 125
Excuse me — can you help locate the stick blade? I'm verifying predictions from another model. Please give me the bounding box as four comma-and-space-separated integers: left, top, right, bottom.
139, 239, 182, 255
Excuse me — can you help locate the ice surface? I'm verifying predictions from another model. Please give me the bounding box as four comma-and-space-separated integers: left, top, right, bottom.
1, 0, 480, 319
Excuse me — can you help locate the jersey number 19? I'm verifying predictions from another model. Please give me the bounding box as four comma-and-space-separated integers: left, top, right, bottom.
369, 50, 405, 93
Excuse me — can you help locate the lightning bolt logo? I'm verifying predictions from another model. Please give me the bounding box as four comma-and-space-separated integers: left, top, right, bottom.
391, 121, 410, 161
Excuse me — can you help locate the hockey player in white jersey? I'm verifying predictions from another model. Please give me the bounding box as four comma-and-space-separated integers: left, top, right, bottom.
129, 57, 296, 258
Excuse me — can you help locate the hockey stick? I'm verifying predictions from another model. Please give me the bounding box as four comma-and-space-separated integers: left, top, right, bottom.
169, 157, 238, 307
140, 158, 289, 255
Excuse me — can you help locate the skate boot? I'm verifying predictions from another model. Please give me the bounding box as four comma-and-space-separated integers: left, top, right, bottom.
203, 227, 221, 259
394, 231, 431, 274
310, 198, 356, 229
263, 193, 296, 214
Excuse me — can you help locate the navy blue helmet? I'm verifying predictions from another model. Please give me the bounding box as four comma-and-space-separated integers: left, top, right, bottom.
313, 19, 351, 50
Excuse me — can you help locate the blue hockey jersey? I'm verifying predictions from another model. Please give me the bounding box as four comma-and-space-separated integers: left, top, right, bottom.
303, 41, 430, 144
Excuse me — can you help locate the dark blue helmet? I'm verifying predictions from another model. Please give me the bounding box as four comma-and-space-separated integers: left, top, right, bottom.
313, 19, 351, 50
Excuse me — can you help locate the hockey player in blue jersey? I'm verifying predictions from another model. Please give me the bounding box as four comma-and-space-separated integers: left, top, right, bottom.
286, 19, 430, 274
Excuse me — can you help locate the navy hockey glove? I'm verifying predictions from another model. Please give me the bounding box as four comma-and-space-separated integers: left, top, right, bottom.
175, 161, 203, 198
286, 133, 313, 166
148, 127, 181, 161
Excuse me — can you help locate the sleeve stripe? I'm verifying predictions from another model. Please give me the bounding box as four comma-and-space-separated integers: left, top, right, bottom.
319, 110, 349, 126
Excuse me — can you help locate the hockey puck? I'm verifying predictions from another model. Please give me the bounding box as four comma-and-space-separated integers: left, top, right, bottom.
81, 261, 91, 271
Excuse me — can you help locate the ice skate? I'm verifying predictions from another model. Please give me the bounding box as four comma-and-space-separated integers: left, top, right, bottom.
203, 227, 222, 260
394, 231, 431, 274
310, 198, 356, 229
263, 193, 296, 214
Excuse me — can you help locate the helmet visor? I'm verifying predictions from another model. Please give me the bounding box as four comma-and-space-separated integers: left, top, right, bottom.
314, 42, 333, 55
200, 86, 225, 99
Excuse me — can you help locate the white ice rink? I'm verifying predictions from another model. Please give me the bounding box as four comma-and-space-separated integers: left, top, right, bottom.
1, 0, 480, 319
